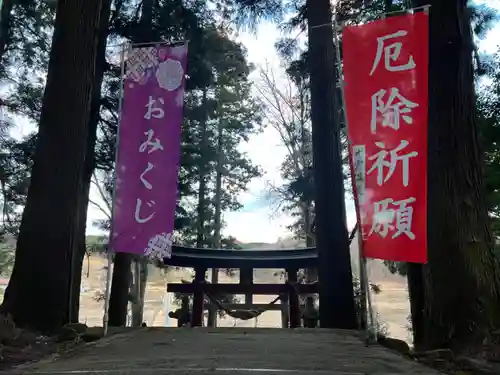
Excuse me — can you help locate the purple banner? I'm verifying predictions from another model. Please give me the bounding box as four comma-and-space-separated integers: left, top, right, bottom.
110, 43, 188, 260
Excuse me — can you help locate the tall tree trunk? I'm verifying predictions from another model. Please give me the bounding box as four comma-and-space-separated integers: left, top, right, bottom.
413, 0, 500, 350
134, 259, 148, 326
304, 203, 316, 284
298, 82, 315, 283
69, 0, 112, 324
307, 0, 357, 329
108, 253, 131, 326
196, 89, 209, 250
139, 0, 153, 40
193, 89, 209, 326
109, 0, 154, 327
207, 119, 223, 327
407, 263, 425, 350
0, 0, 108, 333
131, 259, 142, 327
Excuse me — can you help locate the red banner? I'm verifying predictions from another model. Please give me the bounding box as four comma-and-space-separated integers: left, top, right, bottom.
342, 13, 429, 263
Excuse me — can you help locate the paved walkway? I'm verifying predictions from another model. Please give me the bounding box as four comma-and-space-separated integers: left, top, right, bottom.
10, 328, 441, 374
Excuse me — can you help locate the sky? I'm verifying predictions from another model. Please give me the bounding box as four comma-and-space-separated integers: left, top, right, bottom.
9, 1, 500, 244
212, 1, 500, 243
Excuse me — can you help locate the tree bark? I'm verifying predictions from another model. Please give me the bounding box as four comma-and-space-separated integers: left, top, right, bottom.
304, 203, 316, 283
0, 0, 108, 333
207, 119, 223, 327
407, 262, 425, 350
413, 0, 500, 350
70, 0, 112, 323
108, 253, 132, 326
307, 0, 357, 329
192, 89, 209, 327
196, 88, 209, 250
131, 259, 142, 327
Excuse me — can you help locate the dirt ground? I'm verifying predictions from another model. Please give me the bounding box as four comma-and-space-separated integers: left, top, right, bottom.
79, 255, 411, 342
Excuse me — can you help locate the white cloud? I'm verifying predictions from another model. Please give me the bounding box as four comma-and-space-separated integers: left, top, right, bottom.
224, 206, 294, 243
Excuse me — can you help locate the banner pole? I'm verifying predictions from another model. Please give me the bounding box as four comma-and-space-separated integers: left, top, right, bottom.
103, 42, 127, 336
103, 251, 113, 336
332, 20, 376, 345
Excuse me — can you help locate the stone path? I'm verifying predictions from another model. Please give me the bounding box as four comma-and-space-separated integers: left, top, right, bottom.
9, 328, 442, 374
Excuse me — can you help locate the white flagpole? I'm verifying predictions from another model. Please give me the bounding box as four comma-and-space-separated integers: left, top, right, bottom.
332, 20, 375, 344
103, 42, 127, 336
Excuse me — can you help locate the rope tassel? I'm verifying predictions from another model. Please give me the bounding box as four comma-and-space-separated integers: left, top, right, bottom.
204, 291, 283, 321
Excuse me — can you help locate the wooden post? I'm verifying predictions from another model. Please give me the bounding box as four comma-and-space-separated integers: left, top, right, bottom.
207, 268, 218, 327
240, 267, 253, 306
191, 267, 206, 327
287, 268, 301, 328
281, 293, 290, 328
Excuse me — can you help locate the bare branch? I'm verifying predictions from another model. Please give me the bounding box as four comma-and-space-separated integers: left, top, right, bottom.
89, 198, 112, 220
91, 171, 112, 217
256, 61, 315, 239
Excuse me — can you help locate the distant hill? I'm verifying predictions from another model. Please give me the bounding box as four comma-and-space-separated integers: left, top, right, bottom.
86, 235, 107, 246
238, 242, 272, 249
238, 237, 300, 250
